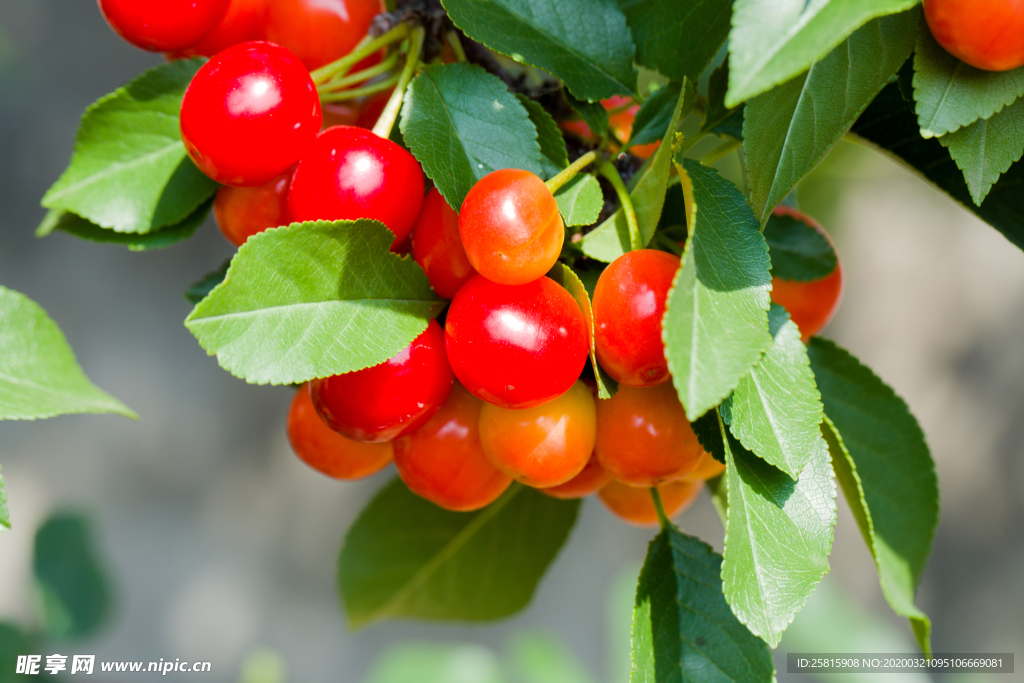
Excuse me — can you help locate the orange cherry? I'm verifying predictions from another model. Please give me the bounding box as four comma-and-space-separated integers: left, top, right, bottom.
541, 452, 612, 499
412, 188, 477, 299
598, 479, 702, 527
924, 0, 1024, 71
679, 451, 726, 482
213, 169, 291, 246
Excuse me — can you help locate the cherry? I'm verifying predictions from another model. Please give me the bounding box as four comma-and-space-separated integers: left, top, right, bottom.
541, 453, 611, 500
214, 170, 291, 246
768, 206, 843, 342
165, 0, 265, 58
263, 0, 383, 71
592, 249, 680, 387
458, 169, 564, 286
287, 384, 393, 479
394, 383, 512, 511
595, 383, 705, 487
679, 451, 726, 482
309, 320, 453, 443
180, 41, 321, 187
98, 0, 230, 52
286, 126, 425, 250
412, 188, 477, 299
604, 95, 659, 159
924, 0, 1024, 71
598, 479, 702, 527
479, 380, 597, 488
444, 275, 589, 409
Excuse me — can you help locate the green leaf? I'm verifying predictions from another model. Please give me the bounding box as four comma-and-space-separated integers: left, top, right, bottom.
517, 94, 569, 179
185, 220, 445, 385
510, 632, 595, 683
691, 410, 725, 464
631, 526, 774, 683
554, 175, 603, 227
851, 81, 1024, 251
727, 0, 920, 106
721, 418, 836, 647
913, 27, 1024, 138
34, 513, 111, 639
808, 338, 938, 654
937, 96, 1024, 205
764, 211, 837, 281
338, 479, 579, 627
40, 58, 217, 234
0, 464, 8, 531
40, 198, 211, 252
184, 259, 231, 305
743, 10, 918, 223
364, 644, 504, 683
442, 0, 637, 101
547, 264, 616, 399
566, 91, 610, 139
720, 305, 825, 479
626, 81, 681, 148
706, 473, 728, 527
663, 159, 772, 420
619, 0, 732, 85
580, 81, 693, 261
0, 286, 136, 420
401, 63, 543, 211
701, 61, 745, 139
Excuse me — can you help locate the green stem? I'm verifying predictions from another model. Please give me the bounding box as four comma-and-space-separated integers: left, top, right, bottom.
447, 30, 468, 63
318, 51, 399, 92
545, 150, 598, 193
319, 74, 400, 102
372, 26, 425, 139
599, 161, 642, 251
699, 138, 741, 166
650, 487, 671, 530
311, 24, 410, 87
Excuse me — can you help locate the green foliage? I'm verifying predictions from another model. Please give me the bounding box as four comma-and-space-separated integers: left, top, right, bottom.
184, 259, 231, 305
700, 61, 744, 139
691, 410, 725, 464
401, 64, 543, 211
554, 175, 603, 227
808, 338, 938, 654
743, 10, 918, 223
517, 94, 569, 178
626, 81, 681, 148
338, 479, 579, 627
566, 91, 610, 138
0, 623, 36, 683
548, 264, 616, 399
619, 0, 732, 85
364, 644, 504, 683
663, 159, 772, 420
631, 526, 774, 683
442, 0, 637, 100
509, 633, 596, 683
185, 220, 444, 386
721, 420, 836, 648
764, 211, 838, 281
40, 59, 217, 234
0, 464, 8, 530
937, 96, 1024, 205
913, 28, 1024, 138
0, 286, 135, 420
727, 0, 919, 106
721, 305, 826, 479
39, 198, 212, 251
33, 513, 111, 639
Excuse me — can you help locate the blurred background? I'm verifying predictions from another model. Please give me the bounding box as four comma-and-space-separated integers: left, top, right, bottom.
0, 1, 1021, 681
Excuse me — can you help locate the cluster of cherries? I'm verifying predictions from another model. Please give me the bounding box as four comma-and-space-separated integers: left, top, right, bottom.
99, 0, 843, 525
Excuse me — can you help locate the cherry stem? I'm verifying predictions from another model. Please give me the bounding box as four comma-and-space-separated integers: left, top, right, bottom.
699, 138, 741, 166
318, 51, 400, 92
649, 487, 671, 530
319, 73, 401, 102
545, 150, 598, 194
447, 31, 468, 63
311, 23, 410, 87
372, 26, 426, 139
598, 161, 642, 251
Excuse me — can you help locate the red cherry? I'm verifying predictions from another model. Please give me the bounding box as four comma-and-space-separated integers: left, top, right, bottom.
412, 188, 477, 299
98, 0, 230, 52
309, 320, 454, 443
592, 249, 679, 387
287, 384, 393, 479
287, 125, 425, 249
213, 169, 291, 246
394, 383, 512, 511
166, 0, 266, 58
459, 169, 564, 286
541, 452, 612, 499
444, 275, 588, 409
263, 0, 383, 71
180, 41, 321, 187
924, 0, 1024, 71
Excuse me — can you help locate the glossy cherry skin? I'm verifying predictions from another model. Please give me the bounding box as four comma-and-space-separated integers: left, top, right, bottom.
541, 452, 611, 499
445, 275, 589, 409
593, 249, 680, 387
287, 125, 425, 249
595, 383, 705, 487
479, 380, 597, 488
598, 479, 702, 527
309, 320, 454, 443
264, 0, 383, 70
679, 451, 726, 482
413, 188, 477, 299
180, 41, 322, 187
214, 170, 290, 246
769, 206, 843, 342
459, 169, 564, 286
166, 0, 265, 58
287, 384, 393, 479
394, 383, 512, 511
925, 0, 1024, 71
98, 0, 230, 52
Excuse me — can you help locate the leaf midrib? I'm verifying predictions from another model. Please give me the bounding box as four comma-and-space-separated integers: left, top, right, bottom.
43, 138, 183, 206
188, 298, 440, 325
